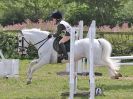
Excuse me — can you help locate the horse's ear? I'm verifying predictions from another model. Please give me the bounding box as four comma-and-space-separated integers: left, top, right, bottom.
20, 30, 24, 36
18, 30, 24, 37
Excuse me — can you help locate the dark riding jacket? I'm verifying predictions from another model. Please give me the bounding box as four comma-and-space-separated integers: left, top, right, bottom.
54, 20, 72, 37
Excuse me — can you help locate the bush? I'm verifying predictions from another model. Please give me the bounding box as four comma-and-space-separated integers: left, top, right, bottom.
0, 31, 19, 58
0, 30, 132, 59
0, 31, 38, 59
97, 32, 133, 56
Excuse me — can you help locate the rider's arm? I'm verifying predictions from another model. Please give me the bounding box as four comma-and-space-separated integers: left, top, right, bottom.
53, 24, 66, 37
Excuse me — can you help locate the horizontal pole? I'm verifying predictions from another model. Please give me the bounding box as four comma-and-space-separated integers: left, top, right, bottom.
110, 56, 133, 60
116, 62, 133, 66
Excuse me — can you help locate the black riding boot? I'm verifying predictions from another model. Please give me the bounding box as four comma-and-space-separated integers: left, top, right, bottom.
59, 43, 68, 60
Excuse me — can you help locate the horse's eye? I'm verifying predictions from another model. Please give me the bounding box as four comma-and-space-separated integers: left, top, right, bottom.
19, 40, 22, 42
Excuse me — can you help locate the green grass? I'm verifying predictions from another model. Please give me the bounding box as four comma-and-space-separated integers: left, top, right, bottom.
0, 60, 133, 99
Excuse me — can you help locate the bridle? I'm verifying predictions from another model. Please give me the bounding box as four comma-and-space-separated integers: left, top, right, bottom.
18, 32, 51, 54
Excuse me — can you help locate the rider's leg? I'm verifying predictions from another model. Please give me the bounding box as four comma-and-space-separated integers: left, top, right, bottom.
59, 43, 68, 60
59, 36, 70, 60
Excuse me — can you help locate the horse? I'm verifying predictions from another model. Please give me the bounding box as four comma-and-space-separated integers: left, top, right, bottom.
18, 28, 122, 84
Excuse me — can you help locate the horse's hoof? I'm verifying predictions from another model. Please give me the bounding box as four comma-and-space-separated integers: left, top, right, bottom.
3, 76, 8, 79
111, 76, 119, 79
117, 73, 122, 77
27, 81, 31, 85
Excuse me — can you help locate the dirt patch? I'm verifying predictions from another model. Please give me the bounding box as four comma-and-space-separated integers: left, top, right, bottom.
119, 76, 133, 80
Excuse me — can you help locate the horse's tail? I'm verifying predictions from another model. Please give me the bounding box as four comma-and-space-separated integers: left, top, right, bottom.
98, 38, 120, 71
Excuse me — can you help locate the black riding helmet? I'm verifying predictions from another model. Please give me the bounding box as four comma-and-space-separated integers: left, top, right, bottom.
51, 11, 62, 20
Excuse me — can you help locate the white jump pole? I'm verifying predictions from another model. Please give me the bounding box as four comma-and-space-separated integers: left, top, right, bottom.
69, 28, 75, 99
78, 20, 83, 39
77, 20, 84, 73
66, 20, 84, 73
89, 20, 96, 99
86, 21, 96, 73
110, 56, 133, 66
110, 56, 133, 60
117, 62, 133, 66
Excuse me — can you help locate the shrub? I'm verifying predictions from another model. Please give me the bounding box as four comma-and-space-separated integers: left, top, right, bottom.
0, 31, 38, 59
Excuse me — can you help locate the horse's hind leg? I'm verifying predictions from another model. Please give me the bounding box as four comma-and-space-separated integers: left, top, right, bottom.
104, 58, 120, 79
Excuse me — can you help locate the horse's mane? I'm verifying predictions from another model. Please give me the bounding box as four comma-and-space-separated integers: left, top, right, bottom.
21, 28, 50, 35
22, 28, 40, 32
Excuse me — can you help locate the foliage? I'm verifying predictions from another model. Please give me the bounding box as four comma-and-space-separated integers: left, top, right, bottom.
61, 0, 124, 26
0, 31, 19, 58
0, 0, 132, 26
0, 0, 64, 26
0, 30, 133, 59
0, 0, 133, 59
87, 0, 122, 26
116, 0, 133, 25
0, 0, 25, 26
65, 2, 90, 25
0, 31, 38, 59
97, 32, 133, 56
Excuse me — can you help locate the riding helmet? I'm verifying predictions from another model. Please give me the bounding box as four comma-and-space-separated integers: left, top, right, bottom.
51, 11, 62, 20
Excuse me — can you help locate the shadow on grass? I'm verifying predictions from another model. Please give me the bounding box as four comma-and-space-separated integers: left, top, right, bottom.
15, 97, 56, 99
61, 91, 104, 99
60, 83, 133, 99
61, 96, 88, 99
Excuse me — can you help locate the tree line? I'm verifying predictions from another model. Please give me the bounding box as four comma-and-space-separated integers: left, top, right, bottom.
0, 0, 133, 27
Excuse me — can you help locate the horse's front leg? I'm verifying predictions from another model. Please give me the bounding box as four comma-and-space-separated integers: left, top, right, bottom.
27, 56, 50, 85
27, 59, 39, 77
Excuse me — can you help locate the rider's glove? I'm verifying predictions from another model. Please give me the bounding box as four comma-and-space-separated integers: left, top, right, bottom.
48, 34, 52, 38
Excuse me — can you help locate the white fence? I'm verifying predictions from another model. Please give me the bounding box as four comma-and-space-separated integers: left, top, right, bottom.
110, 56, 133, 66
68, 20, 96, 99
0, 50, 19, 77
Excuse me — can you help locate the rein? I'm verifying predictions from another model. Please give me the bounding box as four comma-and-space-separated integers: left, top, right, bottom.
19, 32, 51, 51
23, 36, 49, 50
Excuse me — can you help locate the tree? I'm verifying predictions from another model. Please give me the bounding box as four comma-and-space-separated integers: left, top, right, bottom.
0, 0, 25, 26
63, 0, 123, 26
64, 2, 90, 25
0, 0, 64, 26
116, 0, 133, 25
87, 0, 122, 26
0, 0, 131, 26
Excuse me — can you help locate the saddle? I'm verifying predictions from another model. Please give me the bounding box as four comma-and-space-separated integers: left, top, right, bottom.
53, 36, 70, 54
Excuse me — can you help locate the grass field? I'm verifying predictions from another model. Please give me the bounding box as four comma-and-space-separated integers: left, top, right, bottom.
0, 60, 133, 99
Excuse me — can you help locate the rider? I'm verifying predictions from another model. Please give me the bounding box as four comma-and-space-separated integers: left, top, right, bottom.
50, 10, 72, 60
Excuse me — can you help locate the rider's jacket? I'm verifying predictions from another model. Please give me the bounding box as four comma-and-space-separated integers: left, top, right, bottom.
54, 20, 72, 37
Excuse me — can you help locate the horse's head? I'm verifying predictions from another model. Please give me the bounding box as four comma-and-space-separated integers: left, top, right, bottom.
18, 30, 29, 55
18, 28, 51, 55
